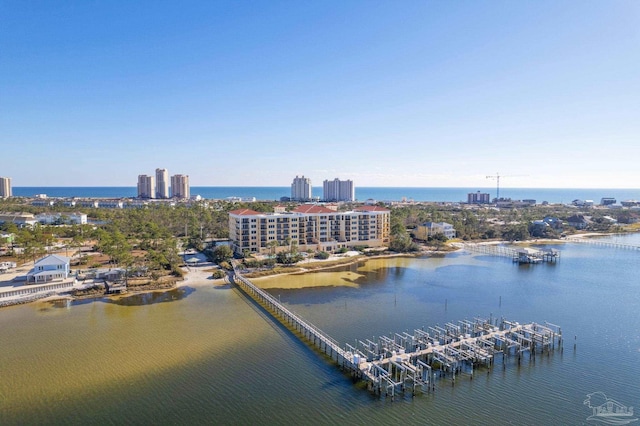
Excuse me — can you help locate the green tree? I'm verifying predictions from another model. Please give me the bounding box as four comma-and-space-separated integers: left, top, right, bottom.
212, 245, 233, 264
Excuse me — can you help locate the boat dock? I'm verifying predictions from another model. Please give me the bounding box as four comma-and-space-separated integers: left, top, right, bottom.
231, 264, 562, 398
351, 318, 562, 398
457, 243, 560, 264
565, 237, 640, 251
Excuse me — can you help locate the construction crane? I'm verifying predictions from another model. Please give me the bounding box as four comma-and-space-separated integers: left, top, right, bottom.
486, 172, 526, 201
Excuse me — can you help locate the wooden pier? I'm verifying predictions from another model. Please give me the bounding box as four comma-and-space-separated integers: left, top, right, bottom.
565, 237, 640, 251
352, 318, 562, 398
231, 264, 562, 398
231, 265, 357, 371
457, 243, 559, 264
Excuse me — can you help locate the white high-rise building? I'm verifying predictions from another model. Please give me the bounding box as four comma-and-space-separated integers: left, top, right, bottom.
137, 175, 155, 199
291, 175, 312, 201
155, 168, 169, 199
171, 174, 190, 199
0, 177, 12, 198
323, 178, 355, 202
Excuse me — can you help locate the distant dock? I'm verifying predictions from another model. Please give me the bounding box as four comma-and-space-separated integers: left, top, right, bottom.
457, 243, 560, 264
565, 236, 640, 251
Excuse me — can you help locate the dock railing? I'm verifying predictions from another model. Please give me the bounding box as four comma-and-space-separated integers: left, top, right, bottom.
231, 264, 353, 368
564, 237, 640, 250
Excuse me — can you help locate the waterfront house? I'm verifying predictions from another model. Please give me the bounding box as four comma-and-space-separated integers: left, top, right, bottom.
566, 214, 589, 230
414, 222, 457, 241
543, 216, 563, 230
26, 254, 71, 284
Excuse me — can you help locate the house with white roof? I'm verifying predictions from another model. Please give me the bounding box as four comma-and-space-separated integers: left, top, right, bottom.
26, 254, 71, 284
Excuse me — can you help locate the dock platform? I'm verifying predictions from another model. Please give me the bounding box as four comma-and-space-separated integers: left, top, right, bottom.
457, 243, 559, 264
231, 263, 563, 398
350, 317, 562, 398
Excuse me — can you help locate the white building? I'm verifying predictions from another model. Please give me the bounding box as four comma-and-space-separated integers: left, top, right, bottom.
36, 213, 87, 225
156, 168, 169, 199
323, 178, 355, 202
0, 213, 37, 227
31, 199, 55, 207
79, 200, 99, 208
0, 177, 12, 198
26, 254, 71, 284
415, 222, 457, 240
291, 175, 312, 202
97, 200, 124, 209
137, 175, 156, 199
171, 174, 190, 199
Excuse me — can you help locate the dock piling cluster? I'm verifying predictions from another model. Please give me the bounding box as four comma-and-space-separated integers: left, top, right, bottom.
351, 318, 562, 399
231, 264, 562, 399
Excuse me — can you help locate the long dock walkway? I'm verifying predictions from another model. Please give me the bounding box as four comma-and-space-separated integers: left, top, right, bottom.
231, 265, 357, 371
456, 243, 559, 263
564, 237, 640, 251
231, 265, 562, 398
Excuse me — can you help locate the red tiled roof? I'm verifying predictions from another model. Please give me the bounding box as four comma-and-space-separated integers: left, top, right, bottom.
292, 205, 336, 214
354, 206, 390, 212
229, 209, 261, 216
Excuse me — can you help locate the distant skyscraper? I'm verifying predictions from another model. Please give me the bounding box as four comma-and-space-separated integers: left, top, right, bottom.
155, 168, 169, 199
171, 174, 190, 199
323, 178, 355, 202
137, 175, 155, 199
291, 175, 312, 201
467, 191, 490, 204
0, 177, 12, 198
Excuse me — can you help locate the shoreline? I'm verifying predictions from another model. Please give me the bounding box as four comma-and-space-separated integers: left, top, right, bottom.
3, 230, 637, 308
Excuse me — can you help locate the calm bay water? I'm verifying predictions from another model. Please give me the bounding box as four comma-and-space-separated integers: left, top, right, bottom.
12, 186, 640, 204
1, 234, 639, 425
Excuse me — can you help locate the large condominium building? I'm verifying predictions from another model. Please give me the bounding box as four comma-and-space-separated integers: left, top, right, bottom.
0, 177, 12, 198
156, 168, 169, 199
467, 191, 491, 204
291, 175, 312, 202
137, 175, 155, 199
229, 205, 390, 255
323, 178, 355, 202
171, 174, 190, 199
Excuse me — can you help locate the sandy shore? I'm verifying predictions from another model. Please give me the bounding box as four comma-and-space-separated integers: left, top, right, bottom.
5, 231, 635, 307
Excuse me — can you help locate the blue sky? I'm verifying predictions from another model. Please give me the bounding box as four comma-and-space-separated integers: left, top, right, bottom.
1, 1, 639, 188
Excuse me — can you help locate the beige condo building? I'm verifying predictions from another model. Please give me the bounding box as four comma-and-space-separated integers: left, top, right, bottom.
171, 174, 190, 199
137, 175, 155, 199
0, 177, 12, 198
229, 205, 390, 255
155, 168, 169, 199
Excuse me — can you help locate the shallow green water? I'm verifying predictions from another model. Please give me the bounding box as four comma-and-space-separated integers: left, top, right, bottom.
1, 235, 639, 425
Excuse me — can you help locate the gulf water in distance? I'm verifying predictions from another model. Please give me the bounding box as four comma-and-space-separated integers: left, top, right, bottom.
1, 234, 639, 425
12, 186, 640, 204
